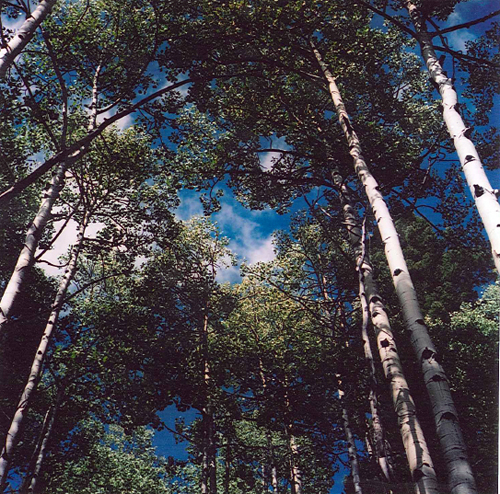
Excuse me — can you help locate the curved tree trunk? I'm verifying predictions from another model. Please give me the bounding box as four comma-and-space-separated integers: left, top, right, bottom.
311, 42, 441, 494
0, 217, 87, 489
0, 0, 58, 78
405, 1, 500, 277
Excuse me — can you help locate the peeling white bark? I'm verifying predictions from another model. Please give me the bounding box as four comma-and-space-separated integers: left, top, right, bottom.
312, 42, 441, 494
405, 1, 500, 276
0, 0, 58, 78
0, 218, 87, 489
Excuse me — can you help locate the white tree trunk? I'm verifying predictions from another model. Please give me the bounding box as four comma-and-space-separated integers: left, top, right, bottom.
405, 1, 500, 276
337, 382, 363, 494
0, 161, 68, 330
313, 40, 477, 494
288, 432, 302, 494
0, 0, 58, 78
21, 388, 62, 494
312, 42, 441, 494
0, 217, 87, 489
359, 274, 392, 482
333, 171, 394, 482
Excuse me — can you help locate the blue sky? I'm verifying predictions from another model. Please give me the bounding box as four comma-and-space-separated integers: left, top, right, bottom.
3, 0, 495, 491
148, 2, 500, 492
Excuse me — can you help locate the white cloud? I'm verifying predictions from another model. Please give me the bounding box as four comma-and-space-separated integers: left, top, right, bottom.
96, 110, 134, 131
246, 236, 275, 264
36, 218, 104, 277
214, 203, 276, 266
175, 192, 204, 221
259, 151, 283, 171
258, 135, 290, 171
448, 30, 476, 52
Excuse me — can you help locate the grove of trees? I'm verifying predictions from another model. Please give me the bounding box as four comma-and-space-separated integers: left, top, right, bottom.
0, 0, 498, 493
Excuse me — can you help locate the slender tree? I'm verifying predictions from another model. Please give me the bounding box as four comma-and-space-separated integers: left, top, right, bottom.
404, 0, 500, 276
0, 0, 58, 78
311, 40, 476, 494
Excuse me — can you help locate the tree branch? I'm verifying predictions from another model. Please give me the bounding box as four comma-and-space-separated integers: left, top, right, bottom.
430, 10, 500, 38
432, 43, 500, 68
0, 71, 259, 206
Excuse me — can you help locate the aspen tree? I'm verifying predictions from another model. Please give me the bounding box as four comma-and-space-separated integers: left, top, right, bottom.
0, 216, 88, 489
21, 387, 63, 494
311, 40, 442, 494
0, 0, 58, 78
312, 37, 479, 494
331, 171, 394, 482
405, 0, 500, 277
0, 58, 101, 332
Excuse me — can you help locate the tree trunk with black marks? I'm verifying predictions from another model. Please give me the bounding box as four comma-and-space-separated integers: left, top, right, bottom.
0, 0, 58, 78
313, 38, 475, 493
406, 0, 500, 278
0, 217, 87, 489
311, 41, 441, 491
0, 161, 69, 332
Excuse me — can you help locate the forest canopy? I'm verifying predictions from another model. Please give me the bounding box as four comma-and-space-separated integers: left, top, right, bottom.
0, 1, 498, 493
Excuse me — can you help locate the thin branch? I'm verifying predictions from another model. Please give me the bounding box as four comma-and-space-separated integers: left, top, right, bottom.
430, 10, 500, 37
353, 0, 417, 38
0, 69, 264, 206
432, 43, 500, 68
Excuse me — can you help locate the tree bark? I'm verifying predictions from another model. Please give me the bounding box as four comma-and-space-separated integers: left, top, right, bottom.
312, 39, 477, 494
0, 161, 69, 331
287, 430, 302, 494
337, 379, 363, 494
0, 0, 58, 78
405, 0, 500, 277
201, 312, 217, 494
333, 173, 393, 483
311, 42, 441, 493
21, 387, 62, 494
0, 216, 87, 489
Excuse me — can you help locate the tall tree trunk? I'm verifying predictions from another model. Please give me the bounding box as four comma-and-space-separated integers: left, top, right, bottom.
359, 273, 393, 483
0, 216, 87, 490
313, 257, 364, 492
337, 378, 363, 494
333, 172, 393, 482
271, 464, 278, 493
201, 312, 217, 494
0, 161, 69, 331
223, 441, 230, 494
311, 40, 476, 494
0, 62, 99, 333
311, 43, 441, 493
287, 430, 302, 494
405, 1, 500, 277
21, 386, 63, 494
0, 0, 58, 78
283, 385, 302, 494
